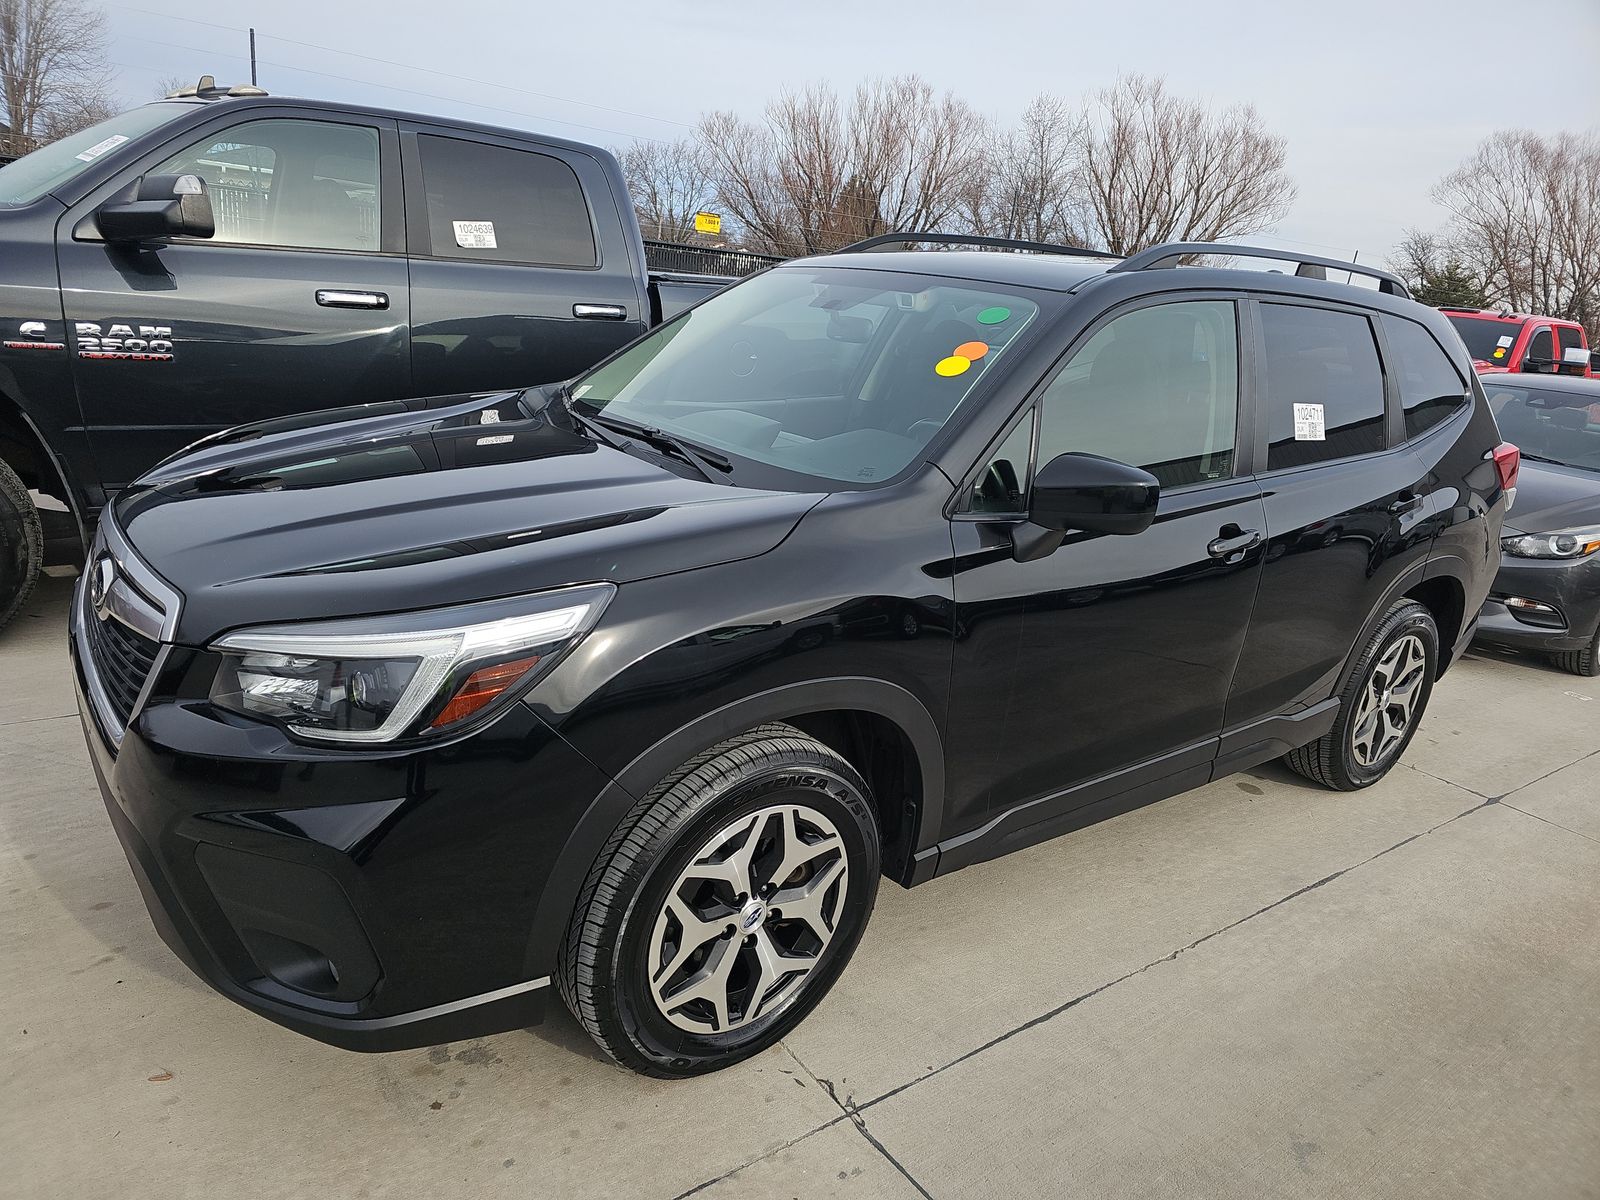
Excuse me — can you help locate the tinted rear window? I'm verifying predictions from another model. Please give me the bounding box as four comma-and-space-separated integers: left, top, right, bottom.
1380, 314, 1469, 440
1262, 304, 1386, 470
416, 135, 596, 267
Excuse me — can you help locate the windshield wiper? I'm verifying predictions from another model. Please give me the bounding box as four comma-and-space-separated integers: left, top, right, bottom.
557, 387, 735, 482
591, 414, 735, 482
1517, 451, 1566, 465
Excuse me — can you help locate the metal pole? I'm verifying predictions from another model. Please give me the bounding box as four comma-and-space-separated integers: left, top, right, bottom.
249, 28, 258, 86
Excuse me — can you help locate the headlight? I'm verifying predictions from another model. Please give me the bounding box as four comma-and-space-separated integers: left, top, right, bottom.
208, 583, 614, 744
1501, 527, 1600, 560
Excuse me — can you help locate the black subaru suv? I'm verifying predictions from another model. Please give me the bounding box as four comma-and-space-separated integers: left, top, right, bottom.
72, 234, 1514, 1076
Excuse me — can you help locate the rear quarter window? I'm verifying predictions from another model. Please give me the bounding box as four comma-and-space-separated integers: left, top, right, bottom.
1380, 314, 1470, 440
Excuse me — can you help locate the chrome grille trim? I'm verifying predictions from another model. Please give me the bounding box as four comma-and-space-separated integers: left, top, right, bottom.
76, 518, 181, 749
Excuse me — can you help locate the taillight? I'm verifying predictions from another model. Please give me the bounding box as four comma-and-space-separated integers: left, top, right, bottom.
1492, 442, 1520, 493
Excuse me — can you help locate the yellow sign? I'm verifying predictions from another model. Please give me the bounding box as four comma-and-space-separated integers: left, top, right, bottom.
693, 211, 722, 236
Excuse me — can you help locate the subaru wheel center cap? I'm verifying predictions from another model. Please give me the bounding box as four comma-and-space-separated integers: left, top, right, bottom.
739, 898, 768, 932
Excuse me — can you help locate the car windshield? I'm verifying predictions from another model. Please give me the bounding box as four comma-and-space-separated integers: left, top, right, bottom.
570, 266, 1042, 487
0, 104, 195, 206
1485, 383, 1600, 472
1445, 315, 1520, 365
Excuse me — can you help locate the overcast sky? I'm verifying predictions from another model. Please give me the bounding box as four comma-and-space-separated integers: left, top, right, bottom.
106, 0, 1600, 264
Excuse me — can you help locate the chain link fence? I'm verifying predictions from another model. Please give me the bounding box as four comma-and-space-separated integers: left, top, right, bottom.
643, 240, 784, 278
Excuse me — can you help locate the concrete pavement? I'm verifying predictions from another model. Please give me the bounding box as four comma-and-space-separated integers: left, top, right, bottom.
2, 572, 1596, 1199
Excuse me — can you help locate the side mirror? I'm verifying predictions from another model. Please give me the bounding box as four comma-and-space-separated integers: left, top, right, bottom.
1522, 354, 1559, 375
97, 173, 215, 242
1029, 452, 1160, 536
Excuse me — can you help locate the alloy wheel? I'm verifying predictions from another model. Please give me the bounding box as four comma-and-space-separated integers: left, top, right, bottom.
1349, 632, 1428, 767
647, 802, 848, 1034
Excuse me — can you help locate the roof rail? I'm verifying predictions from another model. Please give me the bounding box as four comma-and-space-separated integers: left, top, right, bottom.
836, 231, 1119, 263
165, 74, 268, 100
1108, 241, 1411, 299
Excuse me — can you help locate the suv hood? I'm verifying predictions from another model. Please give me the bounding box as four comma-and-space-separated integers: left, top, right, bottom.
1503, 459, 1600, 536
114, 390, 823, 643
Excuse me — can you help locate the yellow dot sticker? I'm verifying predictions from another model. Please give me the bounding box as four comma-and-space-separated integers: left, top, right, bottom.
935, 355, 971, 377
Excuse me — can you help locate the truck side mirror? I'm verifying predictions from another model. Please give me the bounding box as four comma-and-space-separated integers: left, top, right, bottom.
97, 173, 215, 242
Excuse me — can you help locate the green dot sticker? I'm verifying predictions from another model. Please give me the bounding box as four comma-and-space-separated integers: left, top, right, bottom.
976, 306, 1012, 325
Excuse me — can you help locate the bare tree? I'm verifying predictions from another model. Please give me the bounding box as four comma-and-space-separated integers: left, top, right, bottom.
971, 94, 1082, 244
1433, 130, 1600, 335
0, 0, 112, 156
697, 76, 990, 255
616, 137, 715, 243
1064, 75, 1295, 255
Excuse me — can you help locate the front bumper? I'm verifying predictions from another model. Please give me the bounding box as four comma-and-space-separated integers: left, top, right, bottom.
1473, 552, 1600, 653
70, 578, 617, 1051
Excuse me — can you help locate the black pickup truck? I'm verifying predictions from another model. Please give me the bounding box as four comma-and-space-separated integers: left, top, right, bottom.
0, 80, 731, 629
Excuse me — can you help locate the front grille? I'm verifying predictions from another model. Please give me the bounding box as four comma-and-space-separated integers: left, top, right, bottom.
85, 610, 160, 725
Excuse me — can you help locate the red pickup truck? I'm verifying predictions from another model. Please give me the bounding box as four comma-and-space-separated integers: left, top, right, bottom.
1440, 307, 1592, 378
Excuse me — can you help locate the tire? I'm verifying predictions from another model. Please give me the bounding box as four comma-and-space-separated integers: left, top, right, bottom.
1284, 599, 1439, 791
558, 723, 880, 1077
0, 458, 44, 635
1551, 627, 1600, 677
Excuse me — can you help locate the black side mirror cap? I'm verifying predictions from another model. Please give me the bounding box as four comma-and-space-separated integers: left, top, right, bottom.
1028, 452, 1160, 536
98, 173, 215, 242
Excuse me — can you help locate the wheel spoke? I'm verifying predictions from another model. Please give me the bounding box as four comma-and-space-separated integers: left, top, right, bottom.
765, 806, 842, 894
771, 855, 846, 943
656, 933, 740, 1031
744, 926, 818, 1023
681, 812, 764, 897
650, 896, 726, 990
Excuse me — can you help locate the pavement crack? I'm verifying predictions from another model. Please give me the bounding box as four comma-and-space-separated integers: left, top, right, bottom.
0, 712, 76, 728
781, 1040, 935, 1199
854, 796, 1489, 1118
668, 1115, 848, 1199
1497, 800, 1600, 846
1491, 746, 1600, 805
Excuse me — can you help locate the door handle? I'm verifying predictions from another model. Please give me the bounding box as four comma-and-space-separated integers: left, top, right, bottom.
573, 303, 628, 320
316, 289, 388, 309
1388, 492, 1423, 514
1207, 527, 1263, 559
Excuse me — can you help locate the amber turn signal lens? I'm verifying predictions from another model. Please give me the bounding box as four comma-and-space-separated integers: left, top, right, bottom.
429, 656, 541, 729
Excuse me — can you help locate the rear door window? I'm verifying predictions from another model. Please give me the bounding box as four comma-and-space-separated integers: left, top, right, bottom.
1261, 303, 1386, 470
1380, 314, 1470, 440
415, 134, 596, 267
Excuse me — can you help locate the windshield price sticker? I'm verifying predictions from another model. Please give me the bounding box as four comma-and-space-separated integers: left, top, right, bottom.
1293, 403, 1326, 441
74, 134, 129, 163
453, 220, 497, 249
1496, 335, 1514, 348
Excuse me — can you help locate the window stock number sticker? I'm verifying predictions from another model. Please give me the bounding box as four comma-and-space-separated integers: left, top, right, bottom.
1293, 403, 1326, 441
452, 220, 497, 249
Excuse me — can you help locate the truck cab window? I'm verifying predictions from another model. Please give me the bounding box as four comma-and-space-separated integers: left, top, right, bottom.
415, 135, 596, 268
151, 119, 381, 252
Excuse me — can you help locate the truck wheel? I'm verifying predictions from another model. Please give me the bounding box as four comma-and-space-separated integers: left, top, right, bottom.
559, 723, 880, 1076
1551, 627, 1600, 677
1284, 599, 1438, 791
0, 458, 43, 634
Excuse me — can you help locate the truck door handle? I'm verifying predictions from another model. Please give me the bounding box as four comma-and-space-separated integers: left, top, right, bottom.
1207, 526, 1263, 559
573, 303, 628, 320
316, 290, 388, 309
1388, 492, 1423, 514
